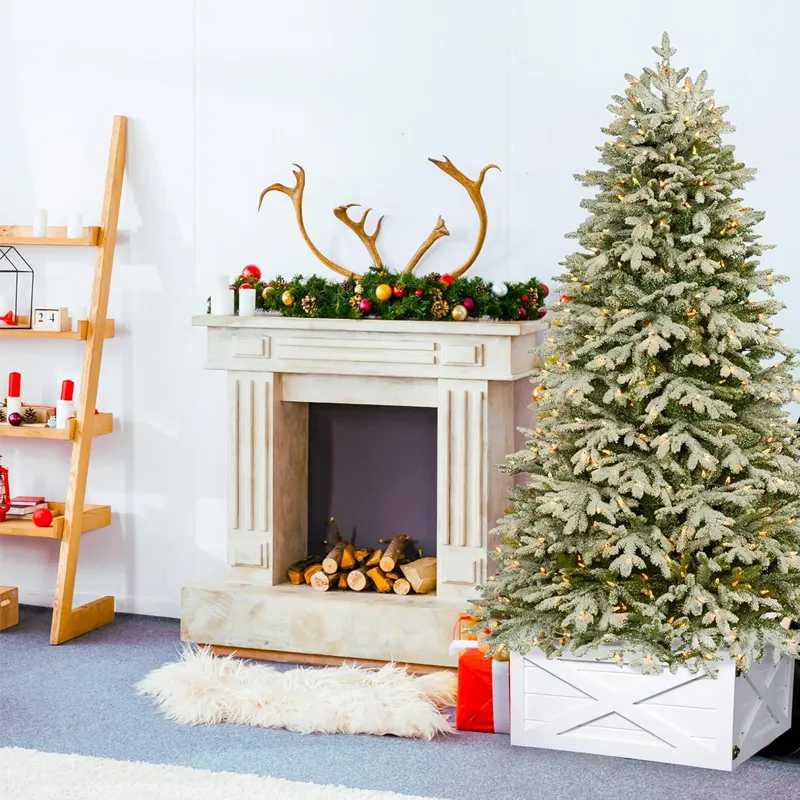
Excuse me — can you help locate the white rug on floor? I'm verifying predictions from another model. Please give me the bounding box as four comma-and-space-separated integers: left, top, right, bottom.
138, 646, 456, 739
0, 747, 444, 800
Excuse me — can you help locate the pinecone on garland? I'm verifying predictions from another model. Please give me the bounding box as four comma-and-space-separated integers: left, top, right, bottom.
22, 407, 38, 424
0, 409, 5, 423
341, 279, 354, 294
301, 295, 319, 317
430, 289, 450, 319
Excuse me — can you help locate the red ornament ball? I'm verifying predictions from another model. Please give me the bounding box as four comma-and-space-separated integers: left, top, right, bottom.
33, 507, 54, 528
540, 284, 550, 298
415, 288, 424, 297
241, 264, 261, 280
358, 298, 374, 314
521, 294, 530, 303
559, 294, 573, 304
462, 297, 475, 311
440, 274, 455, 286
392, 286, 406, 298
518, 307, 528, 319
7, 412, 22, 427
536, 307, 547, 319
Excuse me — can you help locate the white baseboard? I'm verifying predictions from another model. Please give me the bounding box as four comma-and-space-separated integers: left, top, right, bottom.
17, 589, 179, 620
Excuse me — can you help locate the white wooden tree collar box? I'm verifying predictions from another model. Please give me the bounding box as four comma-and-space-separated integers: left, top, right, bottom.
184, 315, 546, 667
511, 648, 794, 770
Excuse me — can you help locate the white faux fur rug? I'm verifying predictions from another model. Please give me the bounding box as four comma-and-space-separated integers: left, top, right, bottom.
0, 747, 443, 800
138, 647, 456, 739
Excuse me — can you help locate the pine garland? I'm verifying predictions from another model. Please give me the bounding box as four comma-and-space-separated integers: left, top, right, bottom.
217, 266, 549, 323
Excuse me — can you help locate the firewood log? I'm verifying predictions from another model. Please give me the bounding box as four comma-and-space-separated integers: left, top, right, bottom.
311, 570, 340, 591
304, 563, 324, 584
337, 572, 351, 590
385, 571, 401, 580
287, 555, 323, 585
367, 566, 394, 593
347, 566, 371, 591
379, 534, 412, 573
392, 578, 411, 595
365, 549, 383, 568
323, 542, 356, 574
354, 547, 373, 564
400, 557, 437, 594
340, 544, 357, 570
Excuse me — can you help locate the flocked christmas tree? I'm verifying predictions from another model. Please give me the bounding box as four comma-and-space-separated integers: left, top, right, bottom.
477, 34, 800, 673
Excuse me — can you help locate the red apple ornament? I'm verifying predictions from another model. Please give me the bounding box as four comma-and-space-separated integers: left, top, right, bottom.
462, 298, 475, 311
415, 288, 424, 297
518, 307, 528, 319
540, 284, 550, 298
33, 507, 54, 528
536, 307, 547, 318
440, 274, 455, 286
241, 264, 262, 280
359, 298, 373, 314
392, 286, 406, 298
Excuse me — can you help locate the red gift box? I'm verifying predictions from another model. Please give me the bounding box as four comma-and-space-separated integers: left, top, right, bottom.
456, 649, 510, 734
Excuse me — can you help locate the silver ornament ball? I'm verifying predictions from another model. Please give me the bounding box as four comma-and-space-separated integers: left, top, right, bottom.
492, 282, 509, 298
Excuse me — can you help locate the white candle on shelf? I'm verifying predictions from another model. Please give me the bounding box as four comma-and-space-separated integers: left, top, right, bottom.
211, 276, 235, 316
238, 284, 256, 317
67, 213, 84, 239
33, 209, 48, 238
71, 306, 87, 332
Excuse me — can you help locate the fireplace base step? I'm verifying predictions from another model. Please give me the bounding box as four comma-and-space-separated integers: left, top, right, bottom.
181, 567, 466, 667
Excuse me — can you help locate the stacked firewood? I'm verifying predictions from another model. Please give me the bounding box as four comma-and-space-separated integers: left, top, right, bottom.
286, 518, 437, 595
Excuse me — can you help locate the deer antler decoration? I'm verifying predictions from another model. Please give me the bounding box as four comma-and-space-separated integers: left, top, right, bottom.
427, 157, 500, 278
259, 157, 499, 280
333, 204, 384, 266
258, 165, 359, 280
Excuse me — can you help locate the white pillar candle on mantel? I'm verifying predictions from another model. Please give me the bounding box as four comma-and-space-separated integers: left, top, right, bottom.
67, 213, 83, 239
211, 275, 235, 316
32, 209, 48, 237
238, 284, 256, 317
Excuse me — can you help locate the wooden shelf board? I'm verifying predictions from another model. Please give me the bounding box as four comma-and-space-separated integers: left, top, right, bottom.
0, 503, 111, 540
0, 225, 100, 247
0, 413, 113, 440
0, 318, 115, 340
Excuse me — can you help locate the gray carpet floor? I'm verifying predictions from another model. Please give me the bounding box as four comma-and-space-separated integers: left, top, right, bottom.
1, 606, 799, 799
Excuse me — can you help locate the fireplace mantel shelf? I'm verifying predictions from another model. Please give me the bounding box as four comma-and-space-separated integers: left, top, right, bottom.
183, 311, 546, 667
193, 314, 547, 338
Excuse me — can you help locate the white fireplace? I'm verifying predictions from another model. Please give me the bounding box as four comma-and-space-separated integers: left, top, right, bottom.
182, 314, 545, 667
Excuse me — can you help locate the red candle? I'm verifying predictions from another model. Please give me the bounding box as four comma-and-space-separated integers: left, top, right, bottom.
60, 380, 74, 402
8, 372, 20, 398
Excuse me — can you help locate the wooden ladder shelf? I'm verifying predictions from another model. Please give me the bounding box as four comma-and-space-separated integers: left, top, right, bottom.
0, 115, 126, 644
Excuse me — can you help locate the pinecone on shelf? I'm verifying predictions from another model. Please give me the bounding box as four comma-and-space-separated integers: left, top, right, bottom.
301, 295, 319, 317
22, 407, 38, 424
430, 289, 450, 319
0, 409, 5, 423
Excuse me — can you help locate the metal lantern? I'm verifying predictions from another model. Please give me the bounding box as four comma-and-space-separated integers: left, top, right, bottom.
0, 246, 34, 329
0, 456, 10, 522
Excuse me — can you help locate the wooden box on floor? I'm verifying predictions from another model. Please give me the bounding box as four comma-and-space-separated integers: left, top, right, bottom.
511, 647, 794, 771
0, 586, 19, 631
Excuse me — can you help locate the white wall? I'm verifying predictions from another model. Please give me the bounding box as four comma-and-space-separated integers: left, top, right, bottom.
1, 0, 797, 617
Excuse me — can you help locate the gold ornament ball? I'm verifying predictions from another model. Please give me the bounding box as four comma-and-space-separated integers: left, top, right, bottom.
281, 290, 294, 307
451, 304, 468, 321
375, 283, 393, 302
262, 285, 275, 300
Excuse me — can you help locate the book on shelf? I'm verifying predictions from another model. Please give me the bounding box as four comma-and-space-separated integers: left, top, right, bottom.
6, 498, 48, 518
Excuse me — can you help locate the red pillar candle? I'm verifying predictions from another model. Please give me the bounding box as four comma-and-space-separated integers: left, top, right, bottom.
56, 380, 76, 430
6, 372, 22, 416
